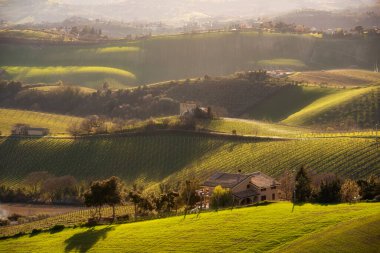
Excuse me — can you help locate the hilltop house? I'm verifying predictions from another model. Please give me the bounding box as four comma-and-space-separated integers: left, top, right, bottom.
179, 102, 211, 118
11, 124, 49, 136
201, 171, 280, 205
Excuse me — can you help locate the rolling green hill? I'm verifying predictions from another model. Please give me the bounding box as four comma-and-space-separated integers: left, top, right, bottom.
0, 202, 378, 252
0, 133, 378, 188
2, 66, 137, 89
282, 86, 380, 128
0, 108, 83, 136
1, 32, 379, 88
290, 69, 380, 87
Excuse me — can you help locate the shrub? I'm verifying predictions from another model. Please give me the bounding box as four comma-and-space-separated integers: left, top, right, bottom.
31, 229, 42, 236
50, 224, 65, 233
210, 185, 233, 210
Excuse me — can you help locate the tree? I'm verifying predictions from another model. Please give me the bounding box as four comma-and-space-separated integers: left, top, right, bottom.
127, 184, 144, 219
294, 166, 311, 203
317, 176, 341, 203
24, 171, 52, 201
181, 180, 200, 217
103, 177, 123, 220
210, 185, 233, 210
340, 179, 360, 203
357, 175, 380, 200
67, 122, 81, 137
42, 175, 78, 204
84, 176, 123, 221
80, 115, 106, 134
279, 169, 295, 201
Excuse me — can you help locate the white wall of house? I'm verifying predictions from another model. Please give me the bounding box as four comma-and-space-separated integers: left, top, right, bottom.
27, 130, 46, 136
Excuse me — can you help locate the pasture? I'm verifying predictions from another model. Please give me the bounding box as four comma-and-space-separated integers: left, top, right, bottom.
290, 69, 380, 87
1, 32, 378, 87
0, 202, 379, 252
0, 108, 83, 136
2, 66, 137, 89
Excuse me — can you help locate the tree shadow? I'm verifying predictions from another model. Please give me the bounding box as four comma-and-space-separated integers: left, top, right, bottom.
64, 226, 114, 253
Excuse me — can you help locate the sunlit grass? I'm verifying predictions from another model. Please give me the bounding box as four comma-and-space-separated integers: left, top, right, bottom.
96, 46, 140, 53
0, 108, 83, 136
290, 69, 380, 87
2, 66, 137, 88
282, 86, 377, 125
0, 202, 378, 253
257, 58, 306, 68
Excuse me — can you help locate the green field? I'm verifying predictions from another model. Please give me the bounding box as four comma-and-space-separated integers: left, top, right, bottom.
0, 133, 378, 188
290, 69, 380, 87
0, 108, 83, 135
282, 86, 379, 127
0, 29, 66, 41
256, 58, 306, 68
1, 32, 378, 87
0, 202, 379, 252
247, 86, 339, 121
2, 66, 137, 89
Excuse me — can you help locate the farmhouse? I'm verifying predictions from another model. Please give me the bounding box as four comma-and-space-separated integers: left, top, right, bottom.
11, 124, 49, 136
202, 171, 280, 205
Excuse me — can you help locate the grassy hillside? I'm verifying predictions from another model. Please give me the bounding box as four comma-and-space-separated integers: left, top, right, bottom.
1, 32, 379, 87
0, 29, 67, 41
247, 86, 339, 121
2, 66, 137, 89
0, 202, 379, 252
199, 118, 311, 137
282, 86, 380, 128
0, 133, 378, 188
0, 108, 83, 135
290, 69, 380, 87
278, 214, 380, 253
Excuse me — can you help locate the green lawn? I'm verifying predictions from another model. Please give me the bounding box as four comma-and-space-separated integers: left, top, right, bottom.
0, 202, 379, 252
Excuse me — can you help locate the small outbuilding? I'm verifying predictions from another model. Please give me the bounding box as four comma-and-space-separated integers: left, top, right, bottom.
11, 124, 49, 136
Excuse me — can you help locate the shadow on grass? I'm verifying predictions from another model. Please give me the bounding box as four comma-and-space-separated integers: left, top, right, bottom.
64, 226, 114, 253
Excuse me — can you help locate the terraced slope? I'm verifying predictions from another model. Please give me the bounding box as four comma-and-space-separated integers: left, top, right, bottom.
290, 69, 380, 87
0, 202, 378, 252
0, 108, 83, 135
282, 86, 380, 128
0, 133, 378, 188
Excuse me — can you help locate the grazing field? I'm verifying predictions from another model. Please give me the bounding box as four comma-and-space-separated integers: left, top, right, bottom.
247, 86, 339, 121
256, 58, 306, 68
200, 118, 311, 137
1, 32, 378, 87
2, 66, 137, 89
0, 202, 379, 252
0, 133, 378, 189
0, 108, 83, 135
282, 86, 379, 127
290, 69, 380, 87
278, 214, 380, 253
0, 29, 66, 41
31, 85, 97, 94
